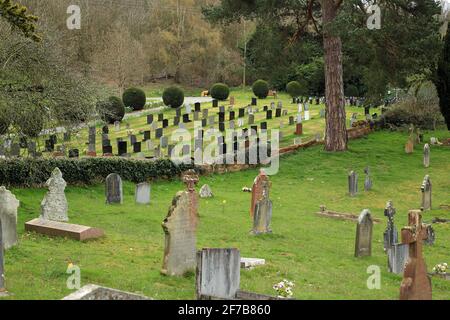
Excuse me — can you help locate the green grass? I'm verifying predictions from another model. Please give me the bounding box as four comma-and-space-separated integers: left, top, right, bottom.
2, 129, 449, 300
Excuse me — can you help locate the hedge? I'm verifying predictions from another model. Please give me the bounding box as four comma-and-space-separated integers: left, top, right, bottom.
0, 158, 196, 187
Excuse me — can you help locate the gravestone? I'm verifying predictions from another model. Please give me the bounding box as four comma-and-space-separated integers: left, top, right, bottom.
160, 136, 169, 148
250, 170, 270, 218
229, 111, 235, 121
405, 137, 414, 154
260, 122, 267, 131
102, 125, 109, 134
202, 109, 209, 119
196, 248, 240, 300
118, 141, 127, 156
0, 219, 5, 294
266, 110, 273, 120
212, 100, 219, 108
195, 102, 201, 112
248, 114, 255, 125
219, 122, 225, 132
304, 110, 310, 121
162, 119, 169, 128
423, 144, 430, 168
0, 187, 20, 249
251, 98, 257, 106
208, 116, 215, 126
27, 142, 37, 157
194, 111, 200, 121
143, 131, 151, 141
421, 175, 432, 210
289, 116, 295, 126
40, 168, 68, 222
348, 171, 358, 197
295, 123, 303, 135
105, 173, 123, 205
219, 106, 225, 113
230, 96, 235, 105
135, 182, 150, 205
400, 210, 432, 300
229, 120, 235, 130
387, 243, 409, 274
147, 114, 154, 125
383, 200, 398, 252
199, 185, 213, 198
133, 142, 142, 153
364, 167, 372, 191
68, 149, 79, 158
155, 128, 163, 139
275, 108, 281, 118
129, 135, 137, 145
114, 121, 120, 132
354, 209, 373, 257
239, 108, 245, 118
252, 179, 272, 235
161, 191, 198, 276
218, 112, 225, 123
103, 145, 113, 155
158, 113, 164, 122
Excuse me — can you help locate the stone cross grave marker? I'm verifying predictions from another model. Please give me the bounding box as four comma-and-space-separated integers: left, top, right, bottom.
161, 191, 198, 276
354, 209, 373, 257
383, 200, 398, 252
348, 171, 358, 197
105, 173, 123, 204
41, 168, 69, 222
196, 248, 240, 300
0, 187, 20, 250
400, 210, 432, 300
135, 182, 150, 205
423, 143, 430, 168
421, 175, 432, 210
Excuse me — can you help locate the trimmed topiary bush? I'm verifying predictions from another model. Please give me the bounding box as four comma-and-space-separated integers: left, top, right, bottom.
163, 86, 185, 108
98, 96, 125, 124
252, 80, 269, 99
210, 83, 230, 101
122, 87, 147, 111
286, 81, 306, 98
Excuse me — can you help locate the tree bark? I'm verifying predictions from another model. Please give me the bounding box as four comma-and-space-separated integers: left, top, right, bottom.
322, 0, 348, 151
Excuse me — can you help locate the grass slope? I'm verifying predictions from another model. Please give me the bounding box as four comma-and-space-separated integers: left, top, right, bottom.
2, 130, 450, 300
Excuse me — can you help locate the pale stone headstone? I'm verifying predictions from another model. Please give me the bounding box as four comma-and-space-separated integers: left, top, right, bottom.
354, 209, 373, 257
161, 191, 198, 276
41, 168, 69, 222
252, 180, 272, 235
240, 257, 266, 269
423, 144, 430, 168
0, 187, 20, 249
105, 173, 123, 204
250, 170, 271, 217
348, 171, 358, 197
421, 175, 432, 210
304, 110, 310, 121
388, 243, 409, 274
196, 248, 240, 300
400, 210, 432, 300
135, 182, 150, 205
383, 200, 398, 252
199, 185, 213, 198
364, 167, 372, 191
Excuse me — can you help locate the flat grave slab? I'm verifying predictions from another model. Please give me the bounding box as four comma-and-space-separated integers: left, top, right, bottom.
316, 207, 381, 224
25, 218, 104, 241
241, 257, 266, 269
62, 284, 151, 300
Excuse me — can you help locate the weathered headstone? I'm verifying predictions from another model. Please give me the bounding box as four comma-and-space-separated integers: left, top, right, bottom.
421, 175, 432, 210
354, 209, 373, 257
383, 200, 398, 252
0, 219, 6, 295
161, 191, 198, 276
252, 180, 273, 235
387, 243, 409, 274
196, 248, 240, 300
135, 182, 150, 205
364, 167, 372, 191
423, 144, 430, 168
105, 173, 123, 205
199, 185, 213, 198
348, 171, 358, 197
400, 210, 432, 300
40, 168, 68, 222
250, 170, 270, 217
405, 137, 414, 154
0, 187, 19, 250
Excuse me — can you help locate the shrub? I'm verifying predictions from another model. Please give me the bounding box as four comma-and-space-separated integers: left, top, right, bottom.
345, 85, 359, 97
163, 86, 185, 108
252, 80, 270, 99
378, 98, 445, 130
98, 96, 125, 124
210, 83, 230, 101
0, 158, 197, 187
18, 109, 44, 138
122, 87, 147, 111
286, 81, 306, 98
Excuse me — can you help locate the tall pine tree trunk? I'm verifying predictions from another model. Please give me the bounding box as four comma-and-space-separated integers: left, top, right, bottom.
322, 0, 348, 151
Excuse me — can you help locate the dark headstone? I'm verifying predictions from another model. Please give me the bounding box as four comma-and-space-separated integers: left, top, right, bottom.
355, 209, 373, 257
163, 119, 169, 128
68, 149, 79, 158
229, 111, 235, 121
183, 114, 191, 123
105, 173, 123, 204
133, 142, 142, 153
143, 131, 151, 141
155, 128, 163, 139
266, 110, 273, 120
118, 141, 127, 156
158, 113, 164, 122
147, 114, 154, 125
195, 103, 201, 112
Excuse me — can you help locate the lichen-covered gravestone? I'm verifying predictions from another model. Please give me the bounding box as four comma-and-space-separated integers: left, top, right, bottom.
348, 171, 358, 197
0, 187, 20, 249
105, 173, 123, 204
420, 175, 432, 211
135, 182, 150, 205
252, 180, 273, 235
161, 191, 198, 276
400, 210, 432, 300
250, 169, 270, 217
199, 185, 213, 198
423, 144, 430, 168
364, 167, 372, 191
41, 168, 69, 222
354, 209, 373, 257
387, 243, 409, 274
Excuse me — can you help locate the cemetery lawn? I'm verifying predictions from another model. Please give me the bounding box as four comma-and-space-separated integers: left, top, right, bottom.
4, 129, 450, 300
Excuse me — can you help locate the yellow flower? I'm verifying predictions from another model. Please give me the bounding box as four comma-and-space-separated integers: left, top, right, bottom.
67, 263, 74, 269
